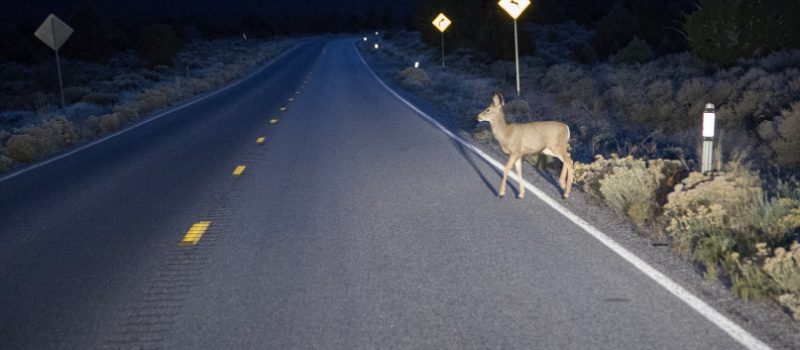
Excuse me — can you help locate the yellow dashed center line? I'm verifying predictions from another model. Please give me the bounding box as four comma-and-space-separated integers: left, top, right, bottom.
180, 221, 212, 246
270, 119, 279, 124
233, 165, 246, 177
280, 107, 287, 111
256, 137, 266, 144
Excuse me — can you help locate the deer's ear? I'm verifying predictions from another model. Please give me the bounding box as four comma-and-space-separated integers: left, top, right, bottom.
492, 92, 504, 107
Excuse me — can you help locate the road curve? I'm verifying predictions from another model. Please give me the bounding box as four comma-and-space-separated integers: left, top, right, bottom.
0, 38, 757, 349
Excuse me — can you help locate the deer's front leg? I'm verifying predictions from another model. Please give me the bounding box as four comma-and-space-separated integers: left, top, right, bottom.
499, 154, 519, 198
515, 158, 525, 199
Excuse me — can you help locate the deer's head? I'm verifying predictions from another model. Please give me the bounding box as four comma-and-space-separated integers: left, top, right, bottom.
477, 92, 505, 124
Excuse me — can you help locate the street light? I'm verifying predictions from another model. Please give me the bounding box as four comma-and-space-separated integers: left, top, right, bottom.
414, 61, 420, 68
498, 0, 531, 96
374, 43, 379, 49
701, 103, 716, 173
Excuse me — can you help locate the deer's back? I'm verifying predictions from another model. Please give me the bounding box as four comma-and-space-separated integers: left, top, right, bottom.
506, 121, 569, 153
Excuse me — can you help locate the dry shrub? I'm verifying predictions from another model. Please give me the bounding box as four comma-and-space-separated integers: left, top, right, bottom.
727, 251, 776, 301
575, 154, 685, 226
81, 92, 118, 105
5, 117, 77, 163
63, 86, 92, 104
748, 198, 800, 243
396, 67, 430, 88
764, 242, 800, 294
86, 113, 122, 136
556, 77, 597, 110
778, 294, 800, 320
664, 168, 765, 254
0, 155, 13, 172
134, 85, 180, 115
503, 99, 531, 122
767, 101, 800, 169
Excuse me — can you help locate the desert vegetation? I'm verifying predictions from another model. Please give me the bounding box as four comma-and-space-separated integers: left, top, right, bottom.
360, 0, 800, 319
0, 36, 298, 172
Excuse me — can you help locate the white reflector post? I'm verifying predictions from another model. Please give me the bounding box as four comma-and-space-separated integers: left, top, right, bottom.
701, 103, 716, 173
702, 104, 716, 137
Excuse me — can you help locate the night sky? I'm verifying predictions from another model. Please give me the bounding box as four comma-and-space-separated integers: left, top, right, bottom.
0, 0, 412, 30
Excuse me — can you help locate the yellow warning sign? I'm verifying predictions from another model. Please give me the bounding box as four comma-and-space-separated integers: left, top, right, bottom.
498, 0, 531, 19
432, 13, 451, 33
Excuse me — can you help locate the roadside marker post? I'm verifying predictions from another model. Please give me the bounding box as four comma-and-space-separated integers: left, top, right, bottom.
701, 104, 716, 173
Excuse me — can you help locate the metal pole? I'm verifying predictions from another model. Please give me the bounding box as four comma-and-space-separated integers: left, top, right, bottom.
513, 19, 520, 96
441, 32, 445, 68
52, 17, 65, 110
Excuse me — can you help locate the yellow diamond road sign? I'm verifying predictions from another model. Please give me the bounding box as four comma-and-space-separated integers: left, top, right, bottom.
498, 0, 531, 19
34, 14, 73, 51
432, 13, 451, 33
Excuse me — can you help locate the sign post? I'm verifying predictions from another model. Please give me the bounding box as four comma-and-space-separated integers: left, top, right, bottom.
431, 13, 451, 68
34, 14, 73, 110
498, 0, 530, 96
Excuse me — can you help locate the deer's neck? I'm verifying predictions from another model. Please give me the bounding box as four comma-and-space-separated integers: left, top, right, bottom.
489, 113, 512, 146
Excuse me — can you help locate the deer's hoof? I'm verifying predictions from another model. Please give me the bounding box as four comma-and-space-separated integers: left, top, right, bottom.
517, 194, 525, 199
499, 193, 505, 199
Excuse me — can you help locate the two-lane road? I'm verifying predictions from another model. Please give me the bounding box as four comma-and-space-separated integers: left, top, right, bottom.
0, 38, 761, 349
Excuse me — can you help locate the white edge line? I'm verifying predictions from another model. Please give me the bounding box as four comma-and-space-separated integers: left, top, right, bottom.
353, 41, 772, 350
0, 39, 312, 183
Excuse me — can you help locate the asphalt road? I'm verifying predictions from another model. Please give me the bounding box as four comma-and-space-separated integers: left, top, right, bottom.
0, 38, 758, 349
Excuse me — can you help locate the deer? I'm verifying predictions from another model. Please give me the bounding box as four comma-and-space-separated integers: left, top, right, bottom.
477, 92, 574, 199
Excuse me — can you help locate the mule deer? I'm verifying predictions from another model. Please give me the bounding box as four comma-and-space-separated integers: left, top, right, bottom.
477, 92, 574, 199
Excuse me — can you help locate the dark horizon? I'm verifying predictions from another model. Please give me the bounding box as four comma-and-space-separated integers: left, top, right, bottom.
0, 0, 412, 32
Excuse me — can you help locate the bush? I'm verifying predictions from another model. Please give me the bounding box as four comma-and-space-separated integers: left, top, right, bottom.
5, 117, 76, 163
0, 155, 13, 172
502, 98, 531, 122
728, 252, 776, 301
766, 102, 800, 170
86, 113, 122, 136
592, 4, 638, 58
137, 24, 184, 66
63, 86, 92, 104
663, 168, 764, 254
778, 293, 800, 320
686, 0, 800, 67
81, 92, 118, 105
764, 241, 800, 294
396, 67, 430, 88
5, 134, 45, 163
613, 36, 654, 64
575, 155, 685, 226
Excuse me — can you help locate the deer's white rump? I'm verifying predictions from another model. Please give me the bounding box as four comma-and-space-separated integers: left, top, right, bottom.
477, 92, 574, 199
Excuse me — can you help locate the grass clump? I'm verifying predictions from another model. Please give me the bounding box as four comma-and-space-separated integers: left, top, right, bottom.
396, 67, 430, 88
